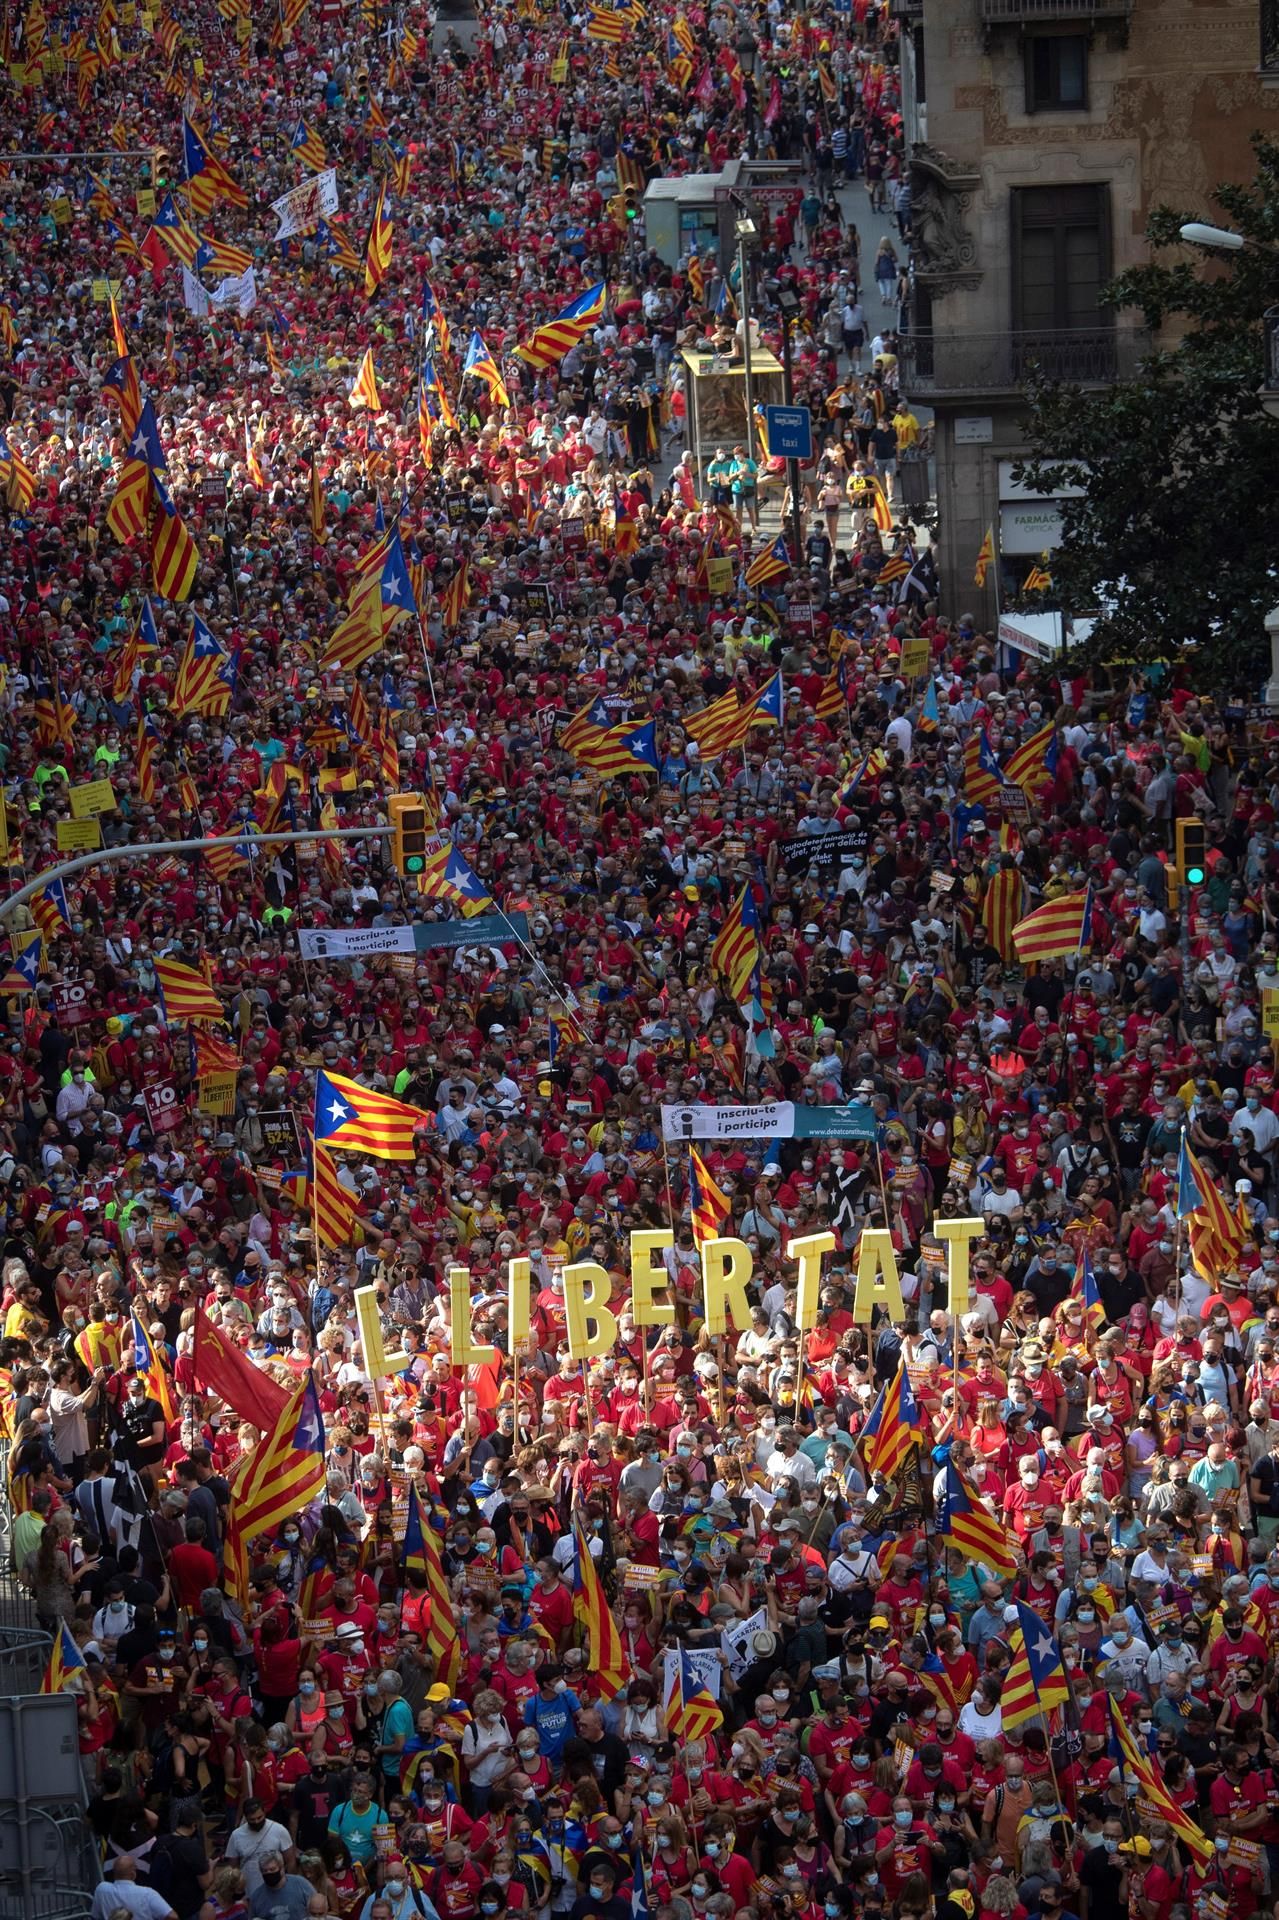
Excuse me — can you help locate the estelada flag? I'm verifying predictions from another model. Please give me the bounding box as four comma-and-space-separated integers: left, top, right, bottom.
313, 1067, 424, 1159
1000, 1601, 1070, 1729
860, 1363, 922, 1483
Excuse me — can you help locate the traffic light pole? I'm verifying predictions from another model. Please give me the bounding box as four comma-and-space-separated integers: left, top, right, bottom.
774, 307, 805, 571
1180, 886, 1194, 992
1172, 818, 1207, 992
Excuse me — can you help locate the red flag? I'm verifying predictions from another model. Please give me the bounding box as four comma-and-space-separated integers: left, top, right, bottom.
139, 225, 169, 286
192, 1307, 291, 1427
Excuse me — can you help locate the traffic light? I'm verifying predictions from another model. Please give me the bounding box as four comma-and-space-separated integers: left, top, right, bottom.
609, 186, 640, 232
388, 794, 429, 878
1175, 817, 1208, 889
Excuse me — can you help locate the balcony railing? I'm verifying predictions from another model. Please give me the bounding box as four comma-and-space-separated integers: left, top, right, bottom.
899, 326, 1150, 396
980, 0, 1132, 18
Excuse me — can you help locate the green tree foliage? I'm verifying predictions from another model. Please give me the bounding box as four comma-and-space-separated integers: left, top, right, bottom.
1017, 135, 1279, 680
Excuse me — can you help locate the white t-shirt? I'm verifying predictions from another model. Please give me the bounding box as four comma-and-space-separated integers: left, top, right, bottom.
226, 1819, 293, 1893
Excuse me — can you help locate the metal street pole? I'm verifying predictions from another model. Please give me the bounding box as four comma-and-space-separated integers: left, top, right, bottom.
776, 306, 804, 568
0, 826, 390, 921
736, 221, 755, 450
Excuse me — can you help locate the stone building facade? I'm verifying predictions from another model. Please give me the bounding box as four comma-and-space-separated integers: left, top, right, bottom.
896, 0, 1279, 626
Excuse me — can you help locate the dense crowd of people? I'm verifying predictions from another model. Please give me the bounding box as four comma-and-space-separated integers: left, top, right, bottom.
6, 5, 1279, 1920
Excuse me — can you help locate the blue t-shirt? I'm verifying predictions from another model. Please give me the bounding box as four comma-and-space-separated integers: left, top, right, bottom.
523, 1688, 580, 1760
380, 1696, 415, 1775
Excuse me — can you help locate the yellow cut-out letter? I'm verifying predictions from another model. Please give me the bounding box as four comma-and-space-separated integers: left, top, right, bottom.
852, 1228, 904, 1324
355, 1282, 412, 1378
629, 1230, 675, 1327
789, 1231, 837, 1332
564, 1261, 619, 1359
702, 1237, 754, 1337
933, 1217, 986, 1322
449, 1266, 498, 1369
507, 1256, 531, 1351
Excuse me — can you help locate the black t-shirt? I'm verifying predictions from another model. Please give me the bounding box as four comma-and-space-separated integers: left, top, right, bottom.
1149, 971, 1181, 1015
1099, 1266, 1146, 1320
1022, 973, 1066, 1018
580, 1732, 628, 1800
116, 1624, 158, 1671
1251, 1454, 1279, 1518
1176, 1725, 1221, 1789
121, 1395, 166, 1464
155, 1830, 209, 1920
1078, 1848, 1126, 1920
1112, 1111, 1152, 1168
291, 1773, 339, 1850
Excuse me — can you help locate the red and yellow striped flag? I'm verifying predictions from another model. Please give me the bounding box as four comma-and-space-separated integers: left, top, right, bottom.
982, 866, 1023, 962
571, 1519, 627, 1698
349, 347, 381, 410
440, 559, 470, 628
153, 955, 225, 1023
312, 1142, 363, 1250
419, 1493, 463, 1691
1011, 887, 1092, 963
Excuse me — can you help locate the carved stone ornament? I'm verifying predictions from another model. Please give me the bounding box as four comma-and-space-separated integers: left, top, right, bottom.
909, 143, 982, 292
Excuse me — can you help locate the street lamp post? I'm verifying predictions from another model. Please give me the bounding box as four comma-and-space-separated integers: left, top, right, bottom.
735, 213, 757, 447
767, 278, 806, 568
1179, 221, 1279, 702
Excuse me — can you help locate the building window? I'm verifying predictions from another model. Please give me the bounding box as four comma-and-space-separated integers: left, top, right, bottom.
1011, 183, 1111, 335
1025, 34, 1087, 111
1264, 0, 1279, 72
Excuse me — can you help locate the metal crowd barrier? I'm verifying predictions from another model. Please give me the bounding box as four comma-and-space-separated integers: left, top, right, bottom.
0, 1440, 100, 1920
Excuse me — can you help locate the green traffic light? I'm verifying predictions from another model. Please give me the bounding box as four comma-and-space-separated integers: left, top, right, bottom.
406, 855, 425, 873
1186, 864, 1206, 886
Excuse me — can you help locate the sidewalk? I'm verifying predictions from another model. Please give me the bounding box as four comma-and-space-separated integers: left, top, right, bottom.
655, 171, 933, 547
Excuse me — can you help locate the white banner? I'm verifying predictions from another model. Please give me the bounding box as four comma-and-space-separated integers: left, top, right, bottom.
721, 1607, 769, 1680
662, 1647, 722, 1702
661, 1100, 795, 1143
181, 267, 210, 317
271, 168, 339, 240
298, 925, 418, 960
210, 267, 258, 316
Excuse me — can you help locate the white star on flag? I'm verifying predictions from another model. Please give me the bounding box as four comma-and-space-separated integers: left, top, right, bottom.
325, 1096, 350, 1124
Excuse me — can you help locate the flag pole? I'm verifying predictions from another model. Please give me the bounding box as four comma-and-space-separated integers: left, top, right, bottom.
1043, 1702, 1068, 1830
1171, 1128, 1186, 1322
913, 1431, 936, 1596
